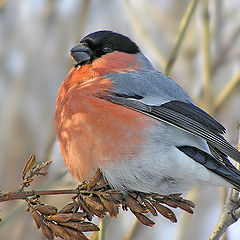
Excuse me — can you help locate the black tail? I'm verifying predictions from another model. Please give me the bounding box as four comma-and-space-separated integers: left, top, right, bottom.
177, 145, 240, 190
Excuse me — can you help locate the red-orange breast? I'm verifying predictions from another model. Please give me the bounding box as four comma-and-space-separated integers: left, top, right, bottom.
55, 50, 154, 182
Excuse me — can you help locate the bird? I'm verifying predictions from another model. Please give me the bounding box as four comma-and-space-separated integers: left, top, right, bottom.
55, 30, 240, 195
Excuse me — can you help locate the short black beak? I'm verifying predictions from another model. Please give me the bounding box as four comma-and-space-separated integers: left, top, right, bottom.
70, 44, 92, 67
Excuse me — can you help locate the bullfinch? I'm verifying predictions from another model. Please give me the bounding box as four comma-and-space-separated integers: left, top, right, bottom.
55, 30, 240, 195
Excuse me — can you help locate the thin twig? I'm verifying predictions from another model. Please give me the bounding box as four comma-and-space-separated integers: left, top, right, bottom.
175, 187, 199, 240
123, 218, 139, 240
0, 189, 79, 202
212, 25, 240, 76
201, 0, 212, 110
213, 70, 240, 111
164, 0, 198, 75
208, 191, 240, 240
208, 127, 240, 240
98, 217, 106, 240
89, 232, 98, 240
0, 171, 66, 227
75, 0, 91, 37
220, 189, 228, 240
214, 0, 223, 55
124, 0, 166, 68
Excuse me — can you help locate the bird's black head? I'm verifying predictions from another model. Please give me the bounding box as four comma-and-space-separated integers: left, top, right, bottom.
70, 30, 140, 67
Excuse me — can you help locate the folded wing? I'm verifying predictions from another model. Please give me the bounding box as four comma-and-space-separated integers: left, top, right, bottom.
102, 93, 240, 189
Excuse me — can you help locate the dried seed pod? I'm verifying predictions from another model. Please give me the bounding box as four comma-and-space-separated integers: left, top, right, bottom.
150, 201, 177, 223
108, 191, 123, 201
47, 222, 70, 240
72, 202, 80, 213
160, 198, 179, 208
83, 195, 104, 212
59, 221, 100, 232
130, 210, 155, 227
124, 195, 147, 213
180, 199, 195, 208
100, 192, 113, 201
47, 212, 86, 223
22, 154, 36, 179
81, 196, 105, 217
95, 178, 109, 189
41, 223, 54, 240
34, 205, 58, 215
68, 212, 87, 221
99, 196, 119, 217
127, 192, 138, 199
64, 227, 89, 240
58, 202, 78, 214
177, 202, 194, 214
86, 207, 104, 218
143, 200, 158, 216
78, 198, 94, 220
78, 182, 89, 191
136, 194, 144, 205
30, 209, 43, 228
87, 169, 103, 190
22, 177, 33, 186
150, 193, 164, 199
168, 194, 182, 201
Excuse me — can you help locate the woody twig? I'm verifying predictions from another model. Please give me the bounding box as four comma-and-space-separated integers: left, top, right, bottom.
0, 155, 195, 240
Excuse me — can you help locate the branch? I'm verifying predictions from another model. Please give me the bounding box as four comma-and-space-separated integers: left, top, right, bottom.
123, 218, 140, 240
212, 25, 240, 76
208, 190, 240, 240
98, 217, 107, 240
0, 189, 79, 202
164, 0, 198, 75
208, 126, 240, 240
124, 0, 166, 68
201, 0, 212, 109
213, 70, 240, 111
0, 156, 195, 240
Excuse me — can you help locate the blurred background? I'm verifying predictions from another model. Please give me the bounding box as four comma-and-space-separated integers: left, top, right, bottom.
0, 0, 240, 239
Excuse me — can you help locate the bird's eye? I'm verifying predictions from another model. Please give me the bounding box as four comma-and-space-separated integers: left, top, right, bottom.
102, 46, 113, 53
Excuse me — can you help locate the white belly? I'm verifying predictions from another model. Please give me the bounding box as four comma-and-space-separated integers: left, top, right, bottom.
102, 121, 232, 194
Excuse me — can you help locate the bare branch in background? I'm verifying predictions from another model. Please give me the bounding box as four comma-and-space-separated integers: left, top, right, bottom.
165, 0, 198, 75
208, 127, 240, 240
212, 25, 240, 76
213, 70, 240, 111
124, 0, 166, 68
208, 190, 240, 240
201, 0, 212, 110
